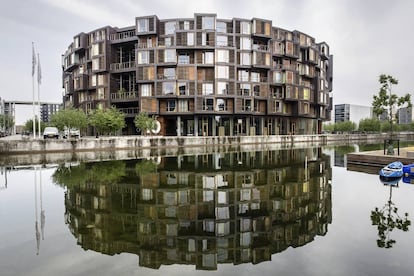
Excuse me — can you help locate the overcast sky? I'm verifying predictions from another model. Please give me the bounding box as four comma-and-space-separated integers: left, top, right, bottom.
1, 0, 413, 123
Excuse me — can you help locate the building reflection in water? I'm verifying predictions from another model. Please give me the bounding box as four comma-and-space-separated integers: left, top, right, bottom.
53, 148, 332, 270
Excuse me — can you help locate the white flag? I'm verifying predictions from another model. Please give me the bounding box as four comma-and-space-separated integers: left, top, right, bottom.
32, 42, 36, 76
37, 53, 41, 84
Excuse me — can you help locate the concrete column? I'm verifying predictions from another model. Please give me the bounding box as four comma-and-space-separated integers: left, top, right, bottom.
194, 116, 199, 136
230, 119, 234, 136
212, 117, 216, 136
177, 116, 181, 136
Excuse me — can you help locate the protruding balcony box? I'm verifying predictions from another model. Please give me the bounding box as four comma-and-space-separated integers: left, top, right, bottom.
109, 28, 137, 43
110, 90, 139, 103
136, 16, 158, 35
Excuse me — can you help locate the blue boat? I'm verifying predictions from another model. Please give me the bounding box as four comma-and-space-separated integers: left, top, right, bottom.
379, 161, 404, 178
402, 175, 414, 184
403, 163, 414, 177
380, 175, 401, 186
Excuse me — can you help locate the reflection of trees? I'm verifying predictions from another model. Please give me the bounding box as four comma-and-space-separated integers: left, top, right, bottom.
58, 150, 332, 270
370, 184, 411, 248
53, 161, 126, 188
334, 145, 356, 155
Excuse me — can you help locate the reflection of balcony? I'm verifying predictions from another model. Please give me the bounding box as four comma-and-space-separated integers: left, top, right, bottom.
60, 151, 332, 271
118, 107, 139, 117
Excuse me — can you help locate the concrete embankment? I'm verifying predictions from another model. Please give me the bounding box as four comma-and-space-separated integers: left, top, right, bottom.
1, 133, 413, 166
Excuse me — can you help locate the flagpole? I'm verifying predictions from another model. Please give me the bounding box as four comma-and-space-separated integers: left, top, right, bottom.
37, 53, 41, 139
32, 42, 36, 139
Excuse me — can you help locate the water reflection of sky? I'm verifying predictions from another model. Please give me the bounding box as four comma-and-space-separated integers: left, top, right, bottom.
0, 149, 413, 276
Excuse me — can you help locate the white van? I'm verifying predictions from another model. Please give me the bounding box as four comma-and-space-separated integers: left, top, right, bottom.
43, 127, 59, 139
63, 127, 80, 139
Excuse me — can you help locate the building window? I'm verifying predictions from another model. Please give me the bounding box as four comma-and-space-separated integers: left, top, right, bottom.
251, 72, 260, 82
137, 18, 149, 32
97, 87, 105, 100
202, 33, 213, 46
178, 82, 188, 95
203, 98, 214, 110
141, 84, 152, 96
178, 54, 190, 64
216, 49, 229, 63
273, 71, 282, 83
273, 100, 283, 112
202, 16, 215, 30
202, 52, 214, 64
184, 21, 190, 30
243, 99, 252, 111
163, 82, 176, 95
178, 100, 188, 112
165, 49, 176, 63
303, 88, 310, 100
187, 33, 194, 46
216, 21, 227, 33
142, 189, 153, 200
240, 84, 251, 96
216, 35, 228, 47
97, 74, 105, 85
240, 37, 251, 50
238, 70, 249, 82
163, 68, 175, 79
202, 83, 214, 95
240, 52, 251, 65
216, 98, 226, 111
216, 66, 229, 79
167, 100, 176, 111
165, 37, 172, 46
138, 51, 149, 64
240, 21, 251, 34
253, 85, 260, 96
165, 21, 176, 35
217, 82, 228, 95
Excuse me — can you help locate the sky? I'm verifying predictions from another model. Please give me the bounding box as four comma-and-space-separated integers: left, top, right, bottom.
1, 0, 413, 124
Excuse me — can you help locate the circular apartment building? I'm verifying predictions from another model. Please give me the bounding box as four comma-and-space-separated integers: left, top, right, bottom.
62, 13, 332, 136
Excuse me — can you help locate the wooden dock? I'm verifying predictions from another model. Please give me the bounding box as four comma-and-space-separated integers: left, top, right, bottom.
347, 147, 414, 169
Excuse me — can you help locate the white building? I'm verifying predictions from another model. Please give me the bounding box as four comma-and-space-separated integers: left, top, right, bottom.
334, 104, 373, 126
398, 106, 414, 124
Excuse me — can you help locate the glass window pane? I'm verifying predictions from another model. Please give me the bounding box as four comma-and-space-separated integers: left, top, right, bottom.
202, 16, 215, 29
217, 50, 229, 62
165, 21, 176, 35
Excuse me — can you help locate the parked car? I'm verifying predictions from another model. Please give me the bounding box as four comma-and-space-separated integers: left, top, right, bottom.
43, 127, 59, 139
63, 127, 80, 139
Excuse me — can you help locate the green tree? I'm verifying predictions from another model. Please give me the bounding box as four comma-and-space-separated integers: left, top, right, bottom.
134, 112, 156, 135
371, 185, 411, 248
0, 114, 14, 131
23, 118, 46, 134
322, 123, 334, 133
334, 121, 356, 133
89, 107, 126, 136
372, 74, 412, 136
358, 118, 381, 132
50, 108, 88, 132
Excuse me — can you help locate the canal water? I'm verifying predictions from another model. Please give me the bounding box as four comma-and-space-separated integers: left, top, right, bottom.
1, 145, 413, 276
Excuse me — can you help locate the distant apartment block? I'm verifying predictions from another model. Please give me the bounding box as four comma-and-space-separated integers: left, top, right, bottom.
398, 106, 413, 124
334, 104, 372, 126
62, 13, 333, 136
40, 103, 61, 123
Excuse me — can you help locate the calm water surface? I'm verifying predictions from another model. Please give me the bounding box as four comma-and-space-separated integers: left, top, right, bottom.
1, 146, 413, 276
